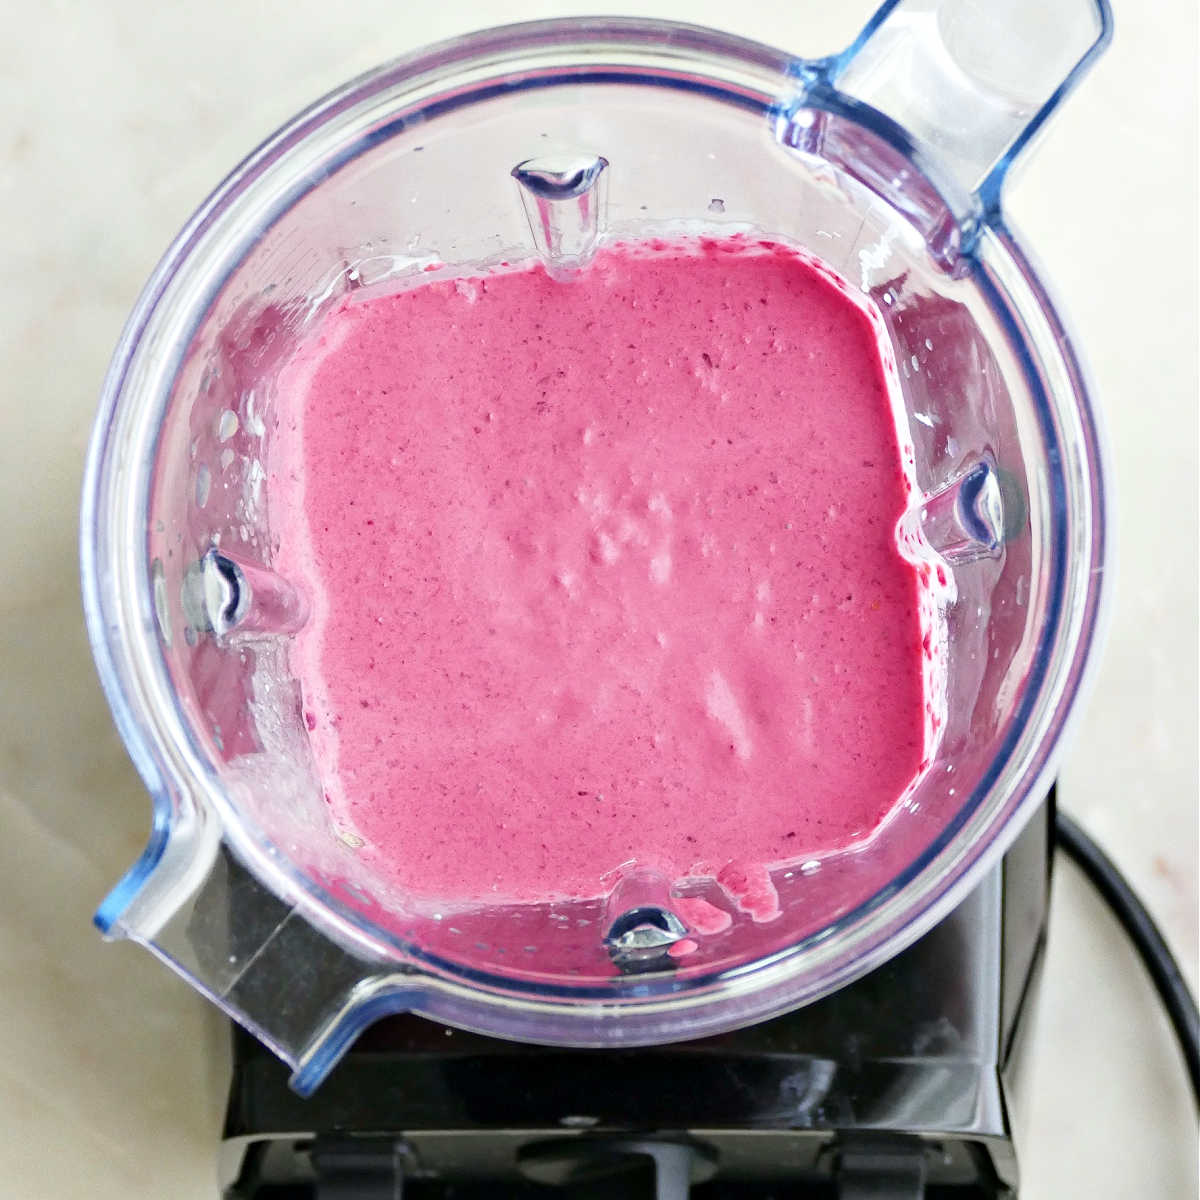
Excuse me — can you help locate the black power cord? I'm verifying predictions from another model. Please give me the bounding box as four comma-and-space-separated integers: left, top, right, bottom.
1054, 808, 1200, 1107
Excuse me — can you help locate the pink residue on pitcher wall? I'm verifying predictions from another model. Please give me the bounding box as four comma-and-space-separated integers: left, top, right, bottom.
269, 235, 937, 925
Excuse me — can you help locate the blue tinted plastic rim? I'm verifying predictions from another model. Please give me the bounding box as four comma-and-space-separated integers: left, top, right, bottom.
81, 14, 1110, 1052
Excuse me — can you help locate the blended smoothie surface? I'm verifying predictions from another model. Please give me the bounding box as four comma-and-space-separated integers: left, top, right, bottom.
271, 236, 928, 919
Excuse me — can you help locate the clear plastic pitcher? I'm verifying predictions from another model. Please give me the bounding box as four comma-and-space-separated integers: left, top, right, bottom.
81, 0, 1111, 1094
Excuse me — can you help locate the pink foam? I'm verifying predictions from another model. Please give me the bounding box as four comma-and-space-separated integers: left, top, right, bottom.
271, 237, 927, 913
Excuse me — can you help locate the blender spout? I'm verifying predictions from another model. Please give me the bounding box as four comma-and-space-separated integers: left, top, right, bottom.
825, 0, 1113, 212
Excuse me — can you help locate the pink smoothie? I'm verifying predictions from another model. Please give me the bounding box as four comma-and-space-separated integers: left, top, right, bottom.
272, 236, 927, 919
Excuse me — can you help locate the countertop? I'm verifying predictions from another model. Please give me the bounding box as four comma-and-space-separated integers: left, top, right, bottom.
0, 1, 1195, 1196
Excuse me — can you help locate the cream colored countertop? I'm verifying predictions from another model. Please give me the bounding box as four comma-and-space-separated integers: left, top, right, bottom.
0, 2, 1195, 1196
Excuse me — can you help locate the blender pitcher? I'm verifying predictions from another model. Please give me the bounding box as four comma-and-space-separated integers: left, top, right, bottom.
81, 0, 1111, 1094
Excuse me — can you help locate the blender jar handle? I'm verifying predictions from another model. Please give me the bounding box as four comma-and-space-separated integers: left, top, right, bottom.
830, 0, 1113, 211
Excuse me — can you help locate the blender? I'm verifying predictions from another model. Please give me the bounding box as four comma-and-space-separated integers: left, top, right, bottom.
81, 0, 1112, 1193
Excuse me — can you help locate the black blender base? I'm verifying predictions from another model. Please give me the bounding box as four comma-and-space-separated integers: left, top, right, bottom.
235, 1138, 1004, 1198
222, 799, 1053, 1199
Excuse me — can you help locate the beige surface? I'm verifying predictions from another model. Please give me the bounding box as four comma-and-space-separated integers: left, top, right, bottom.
0, 1, 1195, 1196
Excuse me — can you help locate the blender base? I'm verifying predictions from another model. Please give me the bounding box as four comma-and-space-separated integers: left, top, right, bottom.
220, 797, 1053, 1199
